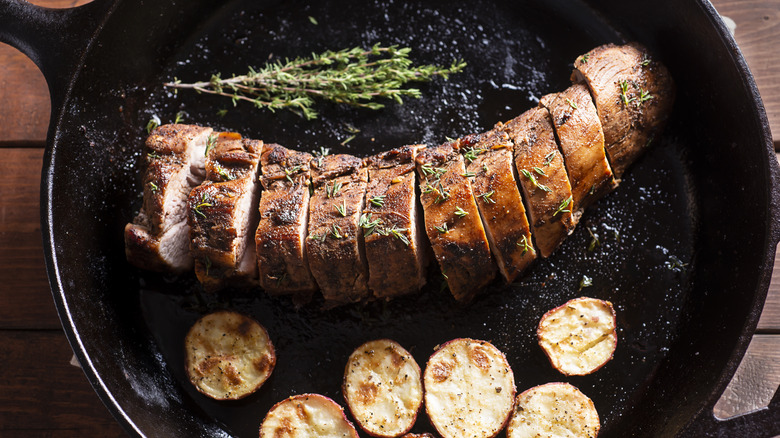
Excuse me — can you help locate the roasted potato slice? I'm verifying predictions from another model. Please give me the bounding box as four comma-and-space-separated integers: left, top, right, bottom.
507, 382, 600, 438
260, 393, 359, 438
423, 338, 516, 438
184, 310, 275, 400
343, 339, 423, 437
537, 297, 617, 375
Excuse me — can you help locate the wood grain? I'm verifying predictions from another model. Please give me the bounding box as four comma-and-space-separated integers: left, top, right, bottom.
0, 149, 61, 330
0, 330, 125, 437
712, 0, 780, 149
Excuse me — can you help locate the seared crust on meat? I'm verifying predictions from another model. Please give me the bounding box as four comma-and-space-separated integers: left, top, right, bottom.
572, 43, 675, 179
125, 124, 213, 272
416, 142, 496, 302
188, 132, 263, 290
364, 146, 428, 299
307, 154, 370, 305
255, 144, 318, 297
460, 128, 537, 283
540, 84, 615, 222
504, 108, 575, 258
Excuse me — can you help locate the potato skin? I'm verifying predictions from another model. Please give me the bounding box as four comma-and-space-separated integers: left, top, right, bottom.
423, 338, 516, 438
537, 297, 617, 376
507, 382, 600, 438
184, 310, 275, 400
260, 393, 359, 438
342, 339, 423, 438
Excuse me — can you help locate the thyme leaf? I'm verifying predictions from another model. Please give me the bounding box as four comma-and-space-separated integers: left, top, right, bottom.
164, 44, 467, 120
369, 195, 386, 207
335, 201, 347, 217
477, 190, 496, 204
520, 168, 551, 193
579, 275, 593, 290
454, 206, 468, 217
553, 196, 573, 217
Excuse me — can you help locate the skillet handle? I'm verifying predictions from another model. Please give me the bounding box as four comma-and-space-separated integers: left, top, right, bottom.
0, 0, 114, 115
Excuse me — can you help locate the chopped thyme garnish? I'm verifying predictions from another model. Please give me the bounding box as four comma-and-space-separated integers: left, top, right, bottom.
340, 135, 356, 146
565, 98, 578, 109
533, 166, 546, 176
335, 201, 347, 217
433, 181, 450, 204
359, 213, 381, 236
216, 108, 228, 118
477, 190, 496, 204
543, 151, 556, 166
421, 163, 447, 178
454, 206, 468, 217
638, 88, 654, 104
325, 181, 342, 198
146, 115, 161, 134
174, 111, 185, 124
517, 235, 531, 255
520, 169, 552, 193
205, 133, 217, 157
421, 183, 435, 195
369, 195, 386, 207
580, 53, 590, 64
308, 233, 325, 241
579, 275, 593, 290
194, 193, 213, 218
619, 79, 635, 106
640, 54, 651, 66
553, 196, 573, 217
147, 151, 161, 159
462, 147, 486, 163
284, 165, 302, 183
203, 256, 211, 276
587, 227, 600, 252
378, 225, 410, 246
482, 163, 489, 173
214, 164, 233, 181
665, 255, 688, 272
149, 182, 159, 192
329, 224, 344, 239
589, 184, 596, 195
462, 171, 476, 178
308, 15, 318, 25
434, 223, 449, 234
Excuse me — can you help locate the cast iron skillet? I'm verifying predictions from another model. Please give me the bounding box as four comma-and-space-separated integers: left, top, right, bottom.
2, 0, 780, 436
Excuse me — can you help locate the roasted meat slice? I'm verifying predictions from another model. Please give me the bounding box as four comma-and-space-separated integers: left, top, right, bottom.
504, 108, 575, 258
540, 84, 615, 222
307, 154, 370, 305
255, 144, 317, 297
460, 128, 537, 283
188, 132, 263, 290
363, 146, 428, 299
572, 43, 675, 179
125, 124, 213, 272
416, 141, 496, 301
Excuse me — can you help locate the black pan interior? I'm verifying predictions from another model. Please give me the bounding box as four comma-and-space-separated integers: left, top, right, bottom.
46, 0, 775, 436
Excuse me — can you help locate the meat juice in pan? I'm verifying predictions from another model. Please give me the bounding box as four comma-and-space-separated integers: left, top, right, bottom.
128, 0, 694, 436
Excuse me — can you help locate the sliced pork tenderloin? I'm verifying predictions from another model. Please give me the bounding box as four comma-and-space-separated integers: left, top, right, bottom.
307, 154, 370, 305
125, 124, 213, 272
363, 146, 429, 299
460, 128, 537, 283
255, 144, 318, 298
572, 43, 675, 179
416, 141, 496, 302
540, 83, 615, 223
188, 132, 263, 291
504, 108, 575, 258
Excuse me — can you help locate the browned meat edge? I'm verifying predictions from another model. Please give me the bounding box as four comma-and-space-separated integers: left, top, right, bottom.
255, 144, 318, 298
460, 128, 537, 283
307, 154, 370, 305
416, 141, 496, 302
188, 132, 263, 291
125, 124, 213, 272
363, 145, 429, 299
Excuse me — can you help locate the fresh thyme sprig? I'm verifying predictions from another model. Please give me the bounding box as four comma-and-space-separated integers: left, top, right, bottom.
164, 44, 466, 120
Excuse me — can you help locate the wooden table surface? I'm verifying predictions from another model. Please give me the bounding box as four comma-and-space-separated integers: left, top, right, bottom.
1, 0, 779, 436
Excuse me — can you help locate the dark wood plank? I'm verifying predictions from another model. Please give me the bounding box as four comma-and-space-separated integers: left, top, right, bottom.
0, 149, 62, 330
711, 0, 780, 149
0, 330, 125, 437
